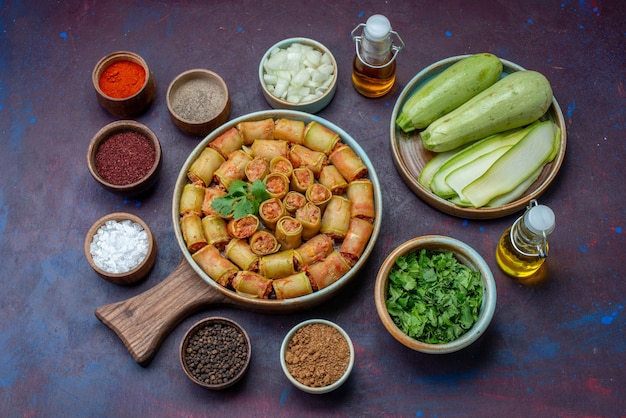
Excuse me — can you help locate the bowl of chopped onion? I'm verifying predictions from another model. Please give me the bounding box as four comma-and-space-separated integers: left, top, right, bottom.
259, 38, 337, 114
374, 235, 497, 353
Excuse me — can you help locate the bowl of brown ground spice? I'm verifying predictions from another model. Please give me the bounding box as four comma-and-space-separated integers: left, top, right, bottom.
180, 317, 251, 390
166, 69, 231, 137
280, 319, 355, 394
87, 120, 162, 196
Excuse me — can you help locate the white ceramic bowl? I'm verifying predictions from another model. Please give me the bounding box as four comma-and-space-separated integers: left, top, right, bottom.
374, 235, 497, 353
280, 319, 354, 394
259, 38, 337, 114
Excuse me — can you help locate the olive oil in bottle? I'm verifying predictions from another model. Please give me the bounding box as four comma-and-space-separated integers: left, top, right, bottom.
496, 199, 556, 278
351, 15, 404, 97
352, 55, 397, 98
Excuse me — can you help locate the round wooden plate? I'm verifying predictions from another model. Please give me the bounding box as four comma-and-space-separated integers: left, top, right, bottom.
390, 56, 567, 219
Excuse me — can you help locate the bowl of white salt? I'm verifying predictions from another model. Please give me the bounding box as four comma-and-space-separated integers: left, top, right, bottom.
84, 212, 157, 285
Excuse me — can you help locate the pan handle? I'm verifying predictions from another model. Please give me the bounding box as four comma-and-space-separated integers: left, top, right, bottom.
94, 258, 234, 366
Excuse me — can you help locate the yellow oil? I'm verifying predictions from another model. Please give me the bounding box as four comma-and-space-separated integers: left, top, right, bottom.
496, 227, 547, 278
351, 55, 396, 98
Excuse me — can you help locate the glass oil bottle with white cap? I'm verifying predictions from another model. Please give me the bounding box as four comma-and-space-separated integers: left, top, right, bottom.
351, 14, 404, 97
496, 199, 556, 278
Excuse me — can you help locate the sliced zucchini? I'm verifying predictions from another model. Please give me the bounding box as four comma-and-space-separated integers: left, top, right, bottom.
429, 125, 535, 198
462, 120, 558, 208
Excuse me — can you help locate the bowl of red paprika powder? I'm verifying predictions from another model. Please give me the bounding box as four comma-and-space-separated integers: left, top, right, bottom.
87, 120, 162, 196
92, 51, 156, 118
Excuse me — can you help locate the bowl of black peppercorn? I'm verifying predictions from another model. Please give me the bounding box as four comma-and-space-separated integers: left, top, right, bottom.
180, 317, 251, 390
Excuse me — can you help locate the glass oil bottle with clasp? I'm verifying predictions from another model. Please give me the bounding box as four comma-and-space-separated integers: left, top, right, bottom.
496, 199, 556, 279
351, 14, 404, 98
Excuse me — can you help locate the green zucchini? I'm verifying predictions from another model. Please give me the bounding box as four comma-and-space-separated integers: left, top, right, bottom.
429, 125, 535, 198
421, 70, 553, 152
396, 53, 503, 133
445, 146, 512, 198
449, 195, 472, 207
450, 165, 543, 208
462, 120, 559, 208
485, 166, 543, 207
417, 148, 459, 188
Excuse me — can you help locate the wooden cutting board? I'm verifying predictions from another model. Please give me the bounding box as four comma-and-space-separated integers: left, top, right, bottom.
95, 257, 325, 366
95, 259, 237, 366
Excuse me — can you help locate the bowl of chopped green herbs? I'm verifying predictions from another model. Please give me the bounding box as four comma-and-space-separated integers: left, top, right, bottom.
374, 235, 496, 353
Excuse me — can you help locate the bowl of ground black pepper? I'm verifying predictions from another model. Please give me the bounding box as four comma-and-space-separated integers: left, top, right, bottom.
180, 317, 251, 390
85, 212, 157, 285
87, 120, 162, 196
166, 69, 231, 137
280, 319, 355, 394
92, 51, 156, 118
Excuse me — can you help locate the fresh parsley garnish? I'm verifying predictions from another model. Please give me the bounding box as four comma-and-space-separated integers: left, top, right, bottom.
211, 179, 270, 219
386, 249, 483, 344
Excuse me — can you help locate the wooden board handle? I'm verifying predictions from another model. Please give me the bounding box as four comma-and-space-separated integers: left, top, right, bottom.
94, 259, 234, 366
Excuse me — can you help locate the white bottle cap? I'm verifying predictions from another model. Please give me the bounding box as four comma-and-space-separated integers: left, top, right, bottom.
364, 14, 391, 42
525, 205, 556, 235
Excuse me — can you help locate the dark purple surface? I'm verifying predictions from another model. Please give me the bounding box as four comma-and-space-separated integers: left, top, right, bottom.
1, 1, 624, 416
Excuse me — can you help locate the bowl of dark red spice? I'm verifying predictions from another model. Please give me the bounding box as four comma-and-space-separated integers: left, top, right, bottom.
166, 69, 231, 137
87, 120, 162, 196
84, 212, 157, 285
280, 319, 355, 394
180, 317, 251, 390
92, 51, 156, 118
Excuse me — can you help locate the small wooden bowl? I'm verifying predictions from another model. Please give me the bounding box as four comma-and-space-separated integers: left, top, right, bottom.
167, 69, 231, 137
180, 317, 251, 390
259, 38, 337, 114
87, 120, 162, 196
92, 51, 156, 118
84, 212, 157, 285
374, 235, 497, 354
280, 319, 354, 394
